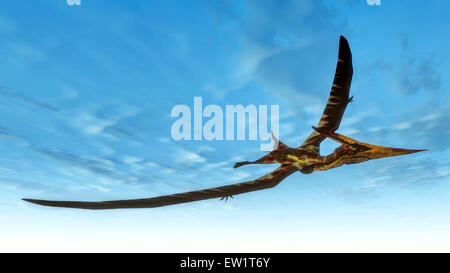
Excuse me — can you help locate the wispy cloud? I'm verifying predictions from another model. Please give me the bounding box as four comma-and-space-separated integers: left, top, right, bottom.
0, 86, 59, 112
173, 149, 206, 168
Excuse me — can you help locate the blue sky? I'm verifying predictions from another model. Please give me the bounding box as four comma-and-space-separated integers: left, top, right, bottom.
1, 0, 450, 252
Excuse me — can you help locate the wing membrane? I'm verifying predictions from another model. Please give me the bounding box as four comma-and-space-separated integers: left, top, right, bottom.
23, 165, 297, 210
301, 36, 353, 150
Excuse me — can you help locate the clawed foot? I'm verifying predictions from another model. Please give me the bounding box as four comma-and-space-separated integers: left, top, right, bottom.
347, 95, 354, 103
220, 195, 234, 201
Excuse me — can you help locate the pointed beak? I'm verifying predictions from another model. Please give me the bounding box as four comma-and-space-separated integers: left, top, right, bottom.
312, 126, 427, 159
358, 144, 427, 159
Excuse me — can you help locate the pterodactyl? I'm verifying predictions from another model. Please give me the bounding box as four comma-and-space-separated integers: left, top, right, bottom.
23, 36, 426, 210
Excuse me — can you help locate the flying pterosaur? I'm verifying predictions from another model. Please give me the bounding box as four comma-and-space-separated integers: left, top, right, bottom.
23, 36, 426, 210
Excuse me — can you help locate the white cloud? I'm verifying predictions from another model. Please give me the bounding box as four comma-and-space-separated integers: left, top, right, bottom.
368, 126, 383, 132
70, 112, 115, 136
230, 171, 252, 182
158, 137, 171, 144
173, 150, 206, 167
122, 156, 142, 165
145, 162, 159, 168
88, 184, 111, 192
417, 112, 441, 122
339, 127, 360, 135
68, 103, 140, 138
393, 121, 412, 130
341, 107, 378, 127
195, 145, 215, 153
302, 103, 323, 116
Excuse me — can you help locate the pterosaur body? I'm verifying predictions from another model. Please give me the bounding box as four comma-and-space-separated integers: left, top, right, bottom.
23, 36, 426, 210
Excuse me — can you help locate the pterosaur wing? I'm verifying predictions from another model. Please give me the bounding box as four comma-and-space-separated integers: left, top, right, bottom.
301, 36, 353, 150
23, 165, 297, 210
